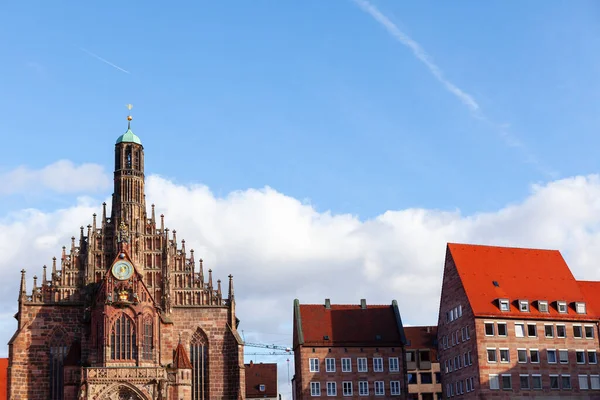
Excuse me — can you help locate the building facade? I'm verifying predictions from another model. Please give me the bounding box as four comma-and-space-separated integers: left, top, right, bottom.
404, 326, 442, 400
437, 243, 600, 398
7, 115, 245, 399
292, 298, 408, 399
245, 361, 278, 399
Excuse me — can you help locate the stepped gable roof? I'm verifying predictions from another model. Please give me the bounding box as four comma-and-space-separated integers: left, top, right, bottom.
448, 243, 594, 320
245, 362, 277, 398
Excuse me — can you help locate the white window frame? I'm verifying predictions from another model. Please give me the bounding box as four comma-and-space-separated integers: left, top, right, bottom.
458, 304, 462, 317
517, 348, 527, 363
585, 324, 595, 339
519, 300, 529, 312
576, 349, 586, 364
309, 358, 320, 372
557, 301, 568, 313
519, 374, 530, 390
532, 374, 542, 390
487, 348, 497, 363
527, 323, 537, 337
358, 381, 368, 396
489, 374, 500, 390
538, 300, 549, 312
373, 357, 383, 372
325, 358, 336, 373
357, 357, 368, 372
259, 384, 265, 392
573, 324, 583, 338
499, 299, 510, 311
591, 375, 600, 390
326, 381, 337, 396
579, 374, 589, 390
556, 324, 566, 338
544, 324, 554, 338
530, 348, 540, 363
501, 374, 512, 390
341, 357, 351, 372
467, 350, 472, 365
374, 381, 385, 396
561, 374, 572, 390
484, 321, 495, 336
559, 349, 569, 364
589, 350, 598, 364
497, 322, 508, 337
547, 349, 557, 364
310, 382, 321, 396
342, 381, 353, 396
390, 380, 401, 395
514, 322, 525, 338
576, 302, 586, 314
499, 348, 510, 363
389, 357, 399, 372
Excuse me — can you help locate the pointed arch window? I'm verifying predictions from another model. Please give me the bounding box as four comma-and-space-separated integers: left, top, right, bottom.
125, 146, 132, 169
110, 313, 137, 360
142, 316, 153, 361
49, 330, 68, 400
191, 329, 209, 400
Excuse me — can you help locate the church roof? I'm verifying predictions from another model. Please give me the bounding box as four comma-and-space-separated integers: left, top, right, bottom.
116, 128, 142, 145
173, 342, 193, 369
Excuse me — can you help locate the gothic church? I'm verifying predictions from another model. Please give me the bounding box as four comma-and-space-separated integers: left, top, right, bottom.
8, 113, 245, 399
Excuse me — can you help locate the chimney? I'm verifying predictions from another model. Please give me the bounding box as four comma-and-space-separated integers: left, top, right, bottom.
325, 299, 331, 309
427, 326, 431, 333
360, 299, 367, 309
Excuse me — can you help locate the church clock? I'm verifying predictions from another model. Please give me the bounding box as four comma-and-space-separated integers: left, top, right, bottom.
112, 260, 134, 280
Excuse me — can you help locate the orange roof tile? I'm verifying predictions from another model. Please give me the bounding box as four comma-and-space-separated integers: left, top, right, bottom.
448, 243, 596, 320
578, 280, 600, 318
404, 326, 438, 359
173, 342, 193, 369
245, 362, 277, 398
0, 358, 6, 400
298, 303, 403, 346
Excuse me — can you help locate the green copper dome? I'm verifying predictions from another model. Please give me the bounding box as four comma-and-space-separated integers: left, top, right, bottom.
116, 129, 142, 145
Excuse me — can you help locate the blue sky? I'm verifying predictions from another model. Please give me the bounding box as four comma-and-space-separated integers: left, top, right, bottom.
2, 1, 599, 218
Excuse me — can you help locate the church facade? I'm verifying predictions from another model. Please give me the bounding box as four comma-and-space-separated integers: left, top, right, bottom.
8, 115, 245, 399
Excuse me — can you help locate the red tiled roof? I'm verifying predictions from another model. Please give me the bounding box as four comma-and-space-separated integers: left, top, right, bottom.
298, 303, 402, 346
245, 362, 277, 398
578, 281, 600, 318
0, 358, 6, 400
405, 326, 437, 349
173, 342, 193, 369
449, 243, 596, 320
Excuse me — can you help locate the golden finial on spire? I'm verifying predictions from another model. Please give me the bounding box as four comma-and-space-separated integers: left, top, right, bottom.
126, 104, 133, 129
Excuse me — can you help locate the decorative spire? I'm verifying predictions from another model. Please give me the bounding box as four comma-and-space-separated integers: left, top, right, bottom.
33, 275, 38, 292
228, 274, 234, 300
199, 259, 204, 285
102, 202, 107, 224
208, 269, 213, 290
52, 256, 57, 277
43, 265, 47, 285
151, 204, 156, 223
20, 269, 26, 297
160, 214, 165, 231
126, 103, 133, 130
217, 279, 222, 298
181, 239, 186, 255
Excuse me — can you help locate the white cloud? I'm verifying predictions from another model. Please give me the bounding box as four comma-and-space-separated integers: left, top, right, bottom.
2, 173, 600, 398
0, 160, 110, 195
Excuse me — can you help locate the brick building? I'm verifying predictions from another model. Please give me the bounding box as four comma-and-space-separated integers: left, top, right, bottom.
245, 361, 278, 399
292, 298, 408, 399
404, 326, 442, 400
7, 113, 245, 399
0, 358, 6, 400
437, 243, 600, 398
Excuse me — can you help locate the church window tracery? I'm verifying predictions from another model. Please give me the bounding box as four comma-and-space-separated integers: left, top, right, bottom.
191, 328, 209, 400
142, 317, 153, 360
110, 313, 137, 360
49, 329, 68, 400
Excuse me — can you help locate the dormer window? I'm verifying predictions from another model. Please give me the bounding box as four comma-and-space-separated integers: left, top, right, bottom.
519, 300, 529, 312
259, 384, 265, 392
557, 301, 568, 313
576, 302, 587, 314
499, 299, 510, 312
538, 301, 549, 313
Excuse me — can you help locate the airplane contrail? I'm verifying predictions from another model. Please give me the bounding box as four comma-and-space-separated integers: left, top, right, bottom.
80, 48, 130, 74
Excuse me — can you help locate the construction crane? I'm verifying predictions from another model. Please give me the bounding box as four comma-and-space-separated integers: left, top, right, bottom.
243, 341, 292, 354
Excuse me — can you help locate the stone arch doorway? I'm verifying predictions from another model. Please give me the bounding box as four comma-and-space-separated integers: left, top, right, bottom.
97, 383, 150, 400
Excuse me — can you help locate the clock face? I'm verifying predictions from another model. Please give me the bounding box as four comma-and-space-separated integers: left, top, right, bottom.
112, 261, 134, 281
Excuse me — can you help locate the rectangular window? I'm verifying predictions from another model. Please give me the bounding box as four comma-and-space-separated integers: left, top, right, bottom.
576, 302, 586, 314
341, 358, 351, 372
527, 323, 537, 337
325, 358, 335, 372
499, 349, 510, 363
326, 382, 336, 396
589, 351, 597, 364
357, 357, 368, 372
538, 301, 549, 312
390, 381, 401, 395
421, 373, 433, 384
530, 349, 540, 363
465, 325, 470, 340
591, 375, 600, 390
519, 300, 529, 312
373, 357, 383, 372
556, 325, 566, 338
576, 350, 585, 364
557, 301, 567, 313
485, 322, 495, 336
545, 324, 554, 338
311, 382, 321, 396
408, 373, 417, 384
585, 325, 594, 339
309, 358, 320, 372
342, 381, 352, 396
532, 375, 542, 390
389, 357, 399, 372
467, 351, 472, 365
489, 375, 499, 390
559, 349, 569, 364
520, 374, 530, 390
501, 375, 512, 390
499, 299, 510, 311
374, 381, 384, 396
547, 349, 557, 363
517, 349, 527, 363
497, 322, 507, 336
550, 375, 559, 390
487, 348, 497, 363
579, 375, 589, 390
561, 375, 572, 390
515, 323, 525, 337
358, 381, 368, 396
574, 325, 583, 338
